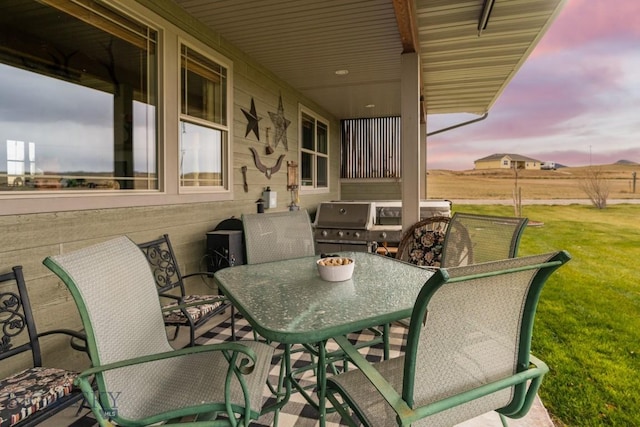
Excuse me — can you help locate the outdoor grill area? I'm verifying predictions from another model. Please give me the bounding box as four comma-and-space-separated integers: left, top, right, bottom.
312, 200, 451, 254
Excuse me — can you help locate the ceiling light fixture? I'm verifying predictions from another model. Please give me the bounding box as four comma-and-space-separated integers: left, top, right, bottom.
335, 69, 349, 76
477, 0, 495, 36
365, 104, 375, 108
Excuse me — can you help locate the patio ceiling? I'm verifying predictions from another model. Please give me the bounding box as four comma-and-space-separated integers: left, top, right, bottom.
172, 0, 566, 120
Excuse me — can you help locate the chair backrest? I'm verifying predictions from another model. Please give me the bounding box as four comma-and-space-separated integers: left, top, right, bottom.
440, 213, 528, 268
43, 236, 173, 368
137, 233, 186, 296
0, 266, 43, 367
395, 216, 450, 266
242, 210, 316, 264
403, 251, 570, 426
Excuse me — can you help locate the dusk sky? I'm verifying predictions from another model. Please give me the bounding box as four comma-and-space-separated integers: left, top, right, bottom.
426, 0, 640, 170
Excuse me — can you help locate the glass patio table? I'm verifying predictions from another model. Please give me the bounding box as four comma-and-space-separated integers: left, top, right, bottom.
214, 251, 433, 426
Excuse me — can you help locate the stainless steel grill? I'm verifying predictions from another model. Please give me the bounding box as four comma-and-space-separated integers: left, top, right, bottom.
313, 200, 451, 253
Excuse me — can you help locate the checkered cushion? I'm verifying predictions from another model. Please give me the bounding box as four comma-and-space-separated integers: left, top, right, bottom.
162, 295, 224, 324
0, 367, 77, 427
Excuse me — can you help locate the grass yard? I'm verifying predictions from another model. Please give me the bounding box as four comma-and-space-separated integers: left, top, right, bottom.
453, 203, 640, 426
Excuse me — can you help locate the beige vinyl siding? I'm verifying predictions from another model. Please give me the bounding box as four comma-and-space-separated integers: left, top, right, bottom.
0, 0, 339, 375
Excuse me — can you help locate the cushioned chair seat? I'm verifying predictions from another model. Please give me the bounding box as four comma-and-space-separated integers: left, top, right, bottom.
0, 367, 77, 427
405, 229, 447, 267
162, 295, 224, 324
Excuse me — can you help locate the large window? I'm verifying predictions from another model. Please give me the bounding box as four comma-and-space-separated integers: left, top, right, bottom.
179, 45, 228, 189
0, 0, 158, 192
300, 108, 329, 190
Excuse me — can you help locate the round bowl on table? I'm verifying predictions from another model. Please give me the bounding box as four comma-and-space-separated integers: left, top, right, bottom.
316, 257, 355, 282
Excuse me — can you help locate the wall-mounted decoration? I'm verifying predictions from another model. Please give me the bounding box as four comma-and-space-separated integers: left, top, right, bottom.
268, 94, 290, 151
287, 161, 298, 190
241, 166, 249, 192
249, 147, 285, 179
241, 97, 261, 140
287, 161, 299, 211
265, 127, 274, 155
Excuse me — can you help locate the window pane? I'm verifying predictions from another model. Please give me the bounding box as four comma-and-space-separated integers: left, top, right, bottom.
181, 46, 227, 126
0, 0, 158, 192
317, 156, 328, 187
301, 151, 313, 187
180, 121, 224, 187
317, 122, 328, 154
301, 113, 315, 150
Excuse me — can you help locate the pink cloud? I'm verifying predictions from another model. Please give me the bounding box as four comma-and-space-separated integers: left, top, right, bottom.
426, 0, 640, 170
534, 0, 640, 56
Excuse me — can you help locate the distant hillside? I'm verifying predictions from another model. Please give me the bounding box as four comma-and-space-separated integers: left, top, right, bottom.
615, 159, 638, 165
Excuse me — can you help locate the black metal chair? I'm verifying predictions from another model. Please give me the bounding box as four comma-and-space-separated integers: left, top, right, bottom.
395, 216, 451, 267
137, 234, 229, 347
0, 266, 85, 427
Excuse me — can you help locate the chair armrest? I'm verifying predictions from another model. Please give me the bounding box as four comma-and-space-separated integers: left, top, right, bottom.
499, 354, 549, 418
333, 335, 550, 425
158, 293, 181, 301
182, 271, 214, 280
77, 341, 259, 381
75, 342, 260, 427
332, 335, 413, 418
37, 328, 87, 341
37, 329, 88, 354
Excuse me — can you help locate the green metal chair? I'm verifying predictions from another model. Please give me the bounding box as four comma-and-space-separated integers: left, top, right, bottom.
242, 210, 323, 402
242, 210, 316, 264
327, 251, 570, 427
441, 212, 529, 267
43, 236, 279, 427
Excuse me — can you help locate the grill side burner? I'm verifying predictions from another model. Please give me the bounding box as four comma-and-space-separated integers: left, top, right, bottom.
313, 200, 451, 253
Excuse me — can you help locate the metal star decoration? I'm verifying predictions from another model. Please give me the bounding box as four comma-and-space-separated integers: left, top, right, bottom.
241, 97, 261, 140
268, 94, 291, 150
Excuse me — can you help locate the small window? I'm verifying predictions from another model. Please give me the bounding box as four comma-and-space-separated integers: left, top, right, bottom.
300, 108, 329, 189
179, 45, 229, 189
503, 160, 509, 166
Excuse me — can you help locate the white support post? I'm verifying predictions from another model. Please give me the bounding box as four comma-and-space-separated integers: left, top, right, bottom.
420, 120, 427, 199
401, 52, 421, 232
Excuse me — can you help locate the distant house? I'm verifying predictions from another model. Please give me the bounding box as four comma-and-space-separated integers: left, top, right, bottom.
474, 153, 542, 170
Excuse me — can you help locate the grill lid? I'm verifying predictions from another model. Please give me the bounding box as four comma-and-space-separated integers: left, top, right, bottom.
314, 202, 375, 229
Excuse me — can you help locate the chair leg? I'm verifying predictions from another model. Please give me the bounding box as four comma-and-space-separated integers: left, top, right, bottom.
169, 325, 180, 341
231, 305, 237, 341
189, 325, 196, 347
499, 413, 510, 427
383, 323, 390, 360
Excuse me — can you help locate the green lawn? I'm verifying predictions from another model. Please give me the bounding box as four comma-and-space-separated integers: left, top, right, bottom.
455, 204, 640, 426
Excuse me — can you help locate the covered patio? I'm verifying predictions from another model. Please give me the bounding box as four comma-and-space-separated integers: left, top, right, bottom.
1, 0, 567, 425
167, 0, 567, 229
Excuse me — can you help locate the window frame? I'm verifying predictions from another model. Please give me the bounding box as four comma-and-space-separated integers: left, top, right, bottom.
178, 39, 232, 194
0, 0, 235, 215
298, 105, 329, 194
